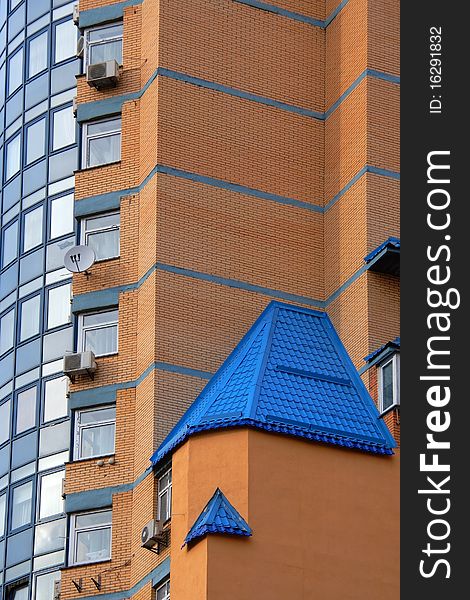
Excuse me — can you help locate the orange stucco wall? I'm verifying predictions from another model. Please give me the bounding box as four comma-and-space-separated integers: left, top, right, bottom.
170, 429, 399, 600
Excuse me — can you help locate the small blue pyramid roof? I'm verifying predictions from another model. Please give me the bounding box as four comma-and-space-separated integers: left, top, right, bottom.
364, 237, 400, 263
151, 302, 396, 466
184, 488, 252, 546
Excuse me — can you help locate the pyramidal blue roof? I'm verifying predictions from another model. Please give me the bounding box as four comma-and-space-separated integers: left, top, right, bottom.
364, 337, 400, 363
183, 488, 252, 546
151, 302, 396, 466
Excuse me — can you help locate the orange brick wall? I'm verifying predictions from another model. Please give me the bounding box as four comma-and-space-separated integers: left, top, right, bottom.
64, 0, 400, 596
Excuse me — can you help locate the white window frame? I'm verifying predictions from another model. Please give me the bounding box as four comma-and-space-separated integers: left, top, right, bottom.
156, 579, 170, 600
77, 309, 118, 357
378, 353, 400, 414
84, 22, 123, 68
81, 211, 120, 261
74, 405, 116, 460
82, 117, 122, 169
69, 509, 112, 566
157, 468, 172, 523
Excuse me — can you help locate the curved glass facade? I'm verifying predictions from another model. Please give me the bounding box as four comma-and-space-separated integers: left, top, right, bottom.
0, 1, 77, 597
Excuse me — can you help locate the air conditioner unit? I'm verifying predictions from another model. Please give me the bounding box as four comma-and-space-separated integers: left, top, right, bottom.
76, 36, 84, 58
53, 580, 61, 600
72, 96, 78, 116
141, 519, 165, 549
63, 351, 97, 377
86, 60, 120, 90
72, 4, 79, 25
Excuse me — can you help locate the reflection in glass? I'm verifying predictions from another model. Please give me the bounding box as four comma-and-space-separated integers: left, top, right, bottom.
20, 295, 41, 341
6, 134, 21, 180
26, 118, 46, 164
0, 309, 15, 355
47, 283, 71, 329
2, 220, 18, 267
54, 20, 76, 63
53, 106, 75, 150
50, 194, 74, 239
23, 205, 44, 252
44, 376, 68, 423
34, 518, 65, 554
12, 481, 33, 529
29, 31, 48, 78
39, 471, 64, 519
8, 49, 23, 95
16, 387, 37, 434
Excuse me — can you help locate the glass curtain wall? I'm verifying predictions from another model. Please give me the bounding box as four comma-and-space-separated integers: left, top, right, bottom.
0, 1, 78, 597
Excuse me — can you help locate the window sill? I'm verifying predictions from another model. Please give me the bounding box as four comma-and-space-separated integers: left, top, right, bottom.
70, 453, 115, 464
74, 160, 121, 174
379, 403, 400, 418
68, 557, 111, 569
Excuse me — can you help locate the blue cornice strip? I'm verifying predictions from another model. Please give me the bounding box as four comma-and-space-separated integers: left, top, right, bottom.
77, 66, 399, 124
75, 162, 399, 219
80, 0, 348, 31
66, 560, 169, 600
79, 0, 143, 28
234, 0, 349, 28
65, 466, 152, 513
69, 361, 212, 411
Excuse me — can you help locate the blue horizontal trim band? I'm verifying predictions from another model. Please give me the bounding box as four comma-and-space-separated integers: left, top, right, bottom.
79, 0, 143, 28
69, 561, 169, 600
234, 0, 347, 28
69, 361, 212, 410
156, 262, 326, 308
152, 557, 170, 589
77, 65, 399, 125
65, 467, 152, 513
75, 160, 399, 220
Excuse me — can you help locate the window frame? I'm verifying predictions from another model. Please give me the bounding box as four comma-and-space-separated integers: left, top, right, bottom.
69, 509, 112, 566
157, 468, 172, 523
84, 22, 124, 68
77, 308, 118, 357
82, 116, 122, 169
378, 353, 400, 414
81, 211, 120, 262
9, 478, 34, 532
74, 405, 116, 461
156, 579, 170, 600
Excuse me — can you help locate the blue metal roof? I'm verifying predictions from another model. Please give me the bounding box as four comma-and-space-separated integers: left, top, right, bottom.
364, 237, 400, 263
183, 488, 252, 546
150, 301, 396, 466
364, 337, 400, 363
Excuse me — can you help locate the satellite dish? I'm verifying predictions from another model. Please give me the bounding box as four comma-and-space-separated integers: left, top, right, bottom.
64, 245, 96, 273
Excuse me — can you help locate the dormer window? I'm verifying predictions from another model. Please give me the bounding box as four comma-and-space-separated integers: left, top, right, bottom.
378, 354, 400, 413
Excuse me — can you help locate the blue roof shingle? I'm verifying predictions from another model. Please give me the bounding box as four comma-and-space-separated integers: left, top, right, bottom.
184, 488, 252, 546
151, 302, 396, 466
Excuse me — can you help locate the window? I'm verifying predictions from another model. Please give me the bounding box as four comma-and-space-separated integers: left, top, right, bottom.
50, 193, 74, 239
83, 117, 121, 168
5, 133, 21, 180
43, 376, 68, 423
2, 220, 18, 267
19, 295, 41, 341
85, 23, 123, 66
8, 48, 23, 95
78, 309, 118, 356
70, 509, 112, 565
0, 492, 5, 537
54, 19, 76, 63
7, 585, 29, 600
34, 517, 66, 554
29, 31, 48, 78
47, 283, 71, 329
75, 406, 116, 459
0, 400, 10, 444
156, 580, 170, 600
52, 106, 76, 150
38, 470, 64, 519
11, 480, 33, 530
23, 205, 44, 252
34, 572, 61, 600
16, 387, 37, 434
26, 118, 46, 164
82, 212, 120, 261
378, 354, 400, 413
0, 308, 15, 355
158, 468, 172, 522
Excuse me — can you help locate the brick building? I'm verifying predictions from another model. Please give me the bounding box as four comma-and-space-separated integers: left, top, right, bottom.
0, 0, 399, 598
